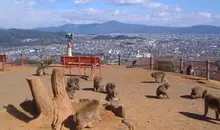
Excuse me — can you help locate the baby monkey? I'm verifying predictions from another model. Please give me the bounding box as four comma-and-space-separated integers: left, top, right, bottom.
191, 86, 203, 99
93, 76, 106, 92
66, 76, 80, 99
156, 83, 170, 99
36, 63, 50, 76
151, 71, 168, 83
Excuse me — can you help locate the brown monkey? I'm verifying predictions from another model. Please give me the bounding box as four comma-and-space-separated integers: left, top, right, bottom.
73, 99, 102, 130
67, 76, 80, 90
93, 76, 106, 92
105, 83, 119, 102
105, 90, 120, 102
191, 87, 203, 99
105, 82, 116, 95
202, 90, 220, 120
132, 60, 137, 67
151, 71, 167, 83
122, 118, 135, 130
66, 76, 80, 99
156, 83, 170, 99
74, 99, 92, 112
186, 65, 196, 76
36, 63, 49, 76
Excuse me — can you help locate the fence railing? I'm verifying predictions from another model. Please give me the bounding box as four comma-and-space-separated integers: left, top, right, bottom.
134, 57, 220, 81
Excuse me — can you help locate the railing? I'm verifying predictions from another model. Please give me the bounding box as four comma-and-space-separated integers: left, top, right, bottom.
135, 57, 220, 81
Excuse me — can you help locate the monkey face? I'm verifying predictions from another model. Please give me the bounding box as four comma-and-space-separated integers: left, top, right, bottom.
164, 83, 170, 89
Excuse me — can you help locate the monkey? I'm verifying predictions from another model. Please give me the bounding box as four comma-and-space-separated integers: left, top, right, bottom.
151, 71, 167, 83
73, 99, 102, 130
93, 76, 106, 92
104, 83, 119, 102
66, 76, 80, 99
67, 76, 80, 90
105, 89, 120, 102
186, 65, 196, 76
191, 86, 203, 99
93, 76, 117, 95
156, 83, 170, 99
105, 82, 116, 95
132, 60, 137, 67
122, 118, 135, 130
36, 63, 49, 76
202, 90, 220, 120
73, 99, 92, 112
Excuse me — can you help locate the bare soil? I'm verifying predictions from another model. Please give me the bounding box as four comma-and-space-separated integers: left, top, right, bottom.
1, 65, 220, 130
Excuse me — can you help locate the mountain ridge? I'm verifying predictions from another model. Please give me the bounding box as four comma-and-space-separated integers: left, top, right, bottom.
0, 29, 66, 43
33, 20, 220, 34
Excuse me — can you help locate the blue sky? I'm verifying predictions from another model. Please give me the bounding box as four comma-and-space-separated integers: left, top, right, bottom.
1, 0, 220, 29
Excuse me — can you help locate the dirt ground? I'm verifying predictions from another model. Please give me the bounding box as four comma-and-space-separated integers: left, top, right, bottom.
1, 65, 220, 130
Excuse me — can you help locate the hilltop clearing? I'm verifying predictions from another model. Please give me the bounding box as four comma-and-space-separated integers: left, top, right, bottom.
0, 65, 220, 130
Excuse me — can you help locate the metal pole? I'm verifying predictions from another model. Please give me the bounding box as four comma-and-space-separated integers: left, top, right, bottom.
118, 53, 121, 66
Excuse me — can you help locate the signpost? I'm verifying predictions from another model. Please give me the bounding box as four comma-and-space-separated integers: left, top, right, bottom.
65, 33, 74, 56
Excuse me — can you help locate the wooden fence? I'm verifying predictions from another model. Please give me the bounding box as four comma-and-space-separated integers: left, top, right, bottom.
135, 57, 220, 81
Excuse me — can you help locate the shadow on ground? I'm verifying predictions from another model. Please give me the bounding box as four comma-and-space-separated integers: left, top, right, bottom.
3, 104, 32, 123
145, 95, 159, 99
20, 100, 38, 118
82, 88, 94, 91
140, 81, 156, 83
179, 112, 220, 124
180, 95, 192, 99
63, 115, 76, 130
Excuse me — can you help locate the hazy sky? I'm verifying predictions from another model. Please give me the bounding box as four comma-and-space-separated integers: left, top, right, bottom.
1, 0, 220, 29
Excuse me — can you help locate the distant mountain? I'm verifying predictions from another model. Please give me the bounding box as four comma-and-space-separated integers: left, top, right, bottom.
93, 35, 143, 40
0, 28, 5, 30
0, 29, 66, 43
34, 20, 220, 34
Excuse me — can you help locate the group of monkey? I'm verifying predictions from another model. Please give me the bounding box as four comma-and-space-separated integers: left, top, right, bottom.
35, 62, 220, 129
151, 70, 220, 121
65, 75, 133, 130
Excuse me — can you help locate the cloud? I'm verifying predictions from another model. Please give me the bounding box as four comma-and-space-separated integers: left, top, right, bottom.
144, 2, 163, 8
15, 0, 36, 6
74, 0, 94, 5
158, 12, 169, 17
40, 0, 56, 2
175, 5, 181, 12
198, 12, 211, 18
106, 0, 149, 5
0, 0, 219, 28
73, 0, 149, 5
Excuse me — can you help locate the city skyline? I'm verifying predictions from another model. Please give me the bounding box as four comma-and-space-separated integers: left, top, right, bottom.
0, 0, 220, 29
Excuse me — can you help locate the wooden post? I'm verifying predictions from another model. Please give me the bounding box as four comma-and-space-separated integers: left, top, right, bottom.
21, 53, 24, 66
2, 59, 4, 71
206, 59, 210, 80
150, 56, 153, 70
1, 55, 6, 71
118, 53, 121, 66
180, 57, 183, 73
88, 64, 96, 81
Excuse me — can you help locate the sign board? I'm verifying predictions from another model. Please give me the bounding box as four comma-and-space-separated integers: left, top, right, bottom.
155, 60, 174, 72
